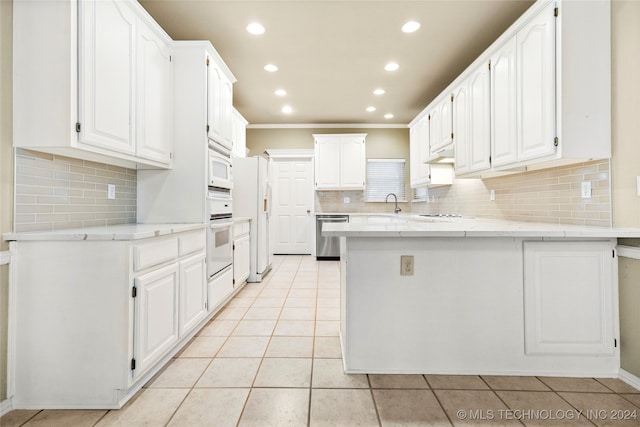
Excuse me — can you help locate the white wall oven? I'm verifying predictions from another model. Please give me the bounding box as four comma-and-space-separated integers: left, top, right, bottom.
207, 184, 233, 279
207, 214, 233, 279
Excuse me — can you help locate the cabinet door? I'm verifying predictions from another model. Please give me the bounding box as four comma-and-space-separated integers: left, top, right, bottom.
206, 58, 223, 143
409, 122, 423, 187
240, 235, 251, 284
79, 0, 136, 155
178, 253, 207, 336
491, 38, 518, 167
431, 97, 453, 153
409, 117, 430, 187
231, 112, 247, 158
453, 82, 470, 175
523, 241, 615, 356
234, 234, 250, 286
136, 20, 172, 165
220, 79, 234, 147
208, 266, 234, 312
314, 138, 341, 189
339, 136, 366, 189
467, 63, 492, 173
517, 3, 556, 162
134, 263, 179, 377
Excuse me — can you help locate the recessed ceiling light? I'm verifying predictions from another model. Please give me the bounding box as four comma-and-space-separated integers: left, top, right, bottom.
366, 106, 376, 112
246, 22, 265, 35
282, 105, 293, 114
384, 113, 394, 119
384, 62, 399, 72
402, 21, 421, 33
373, 89, 385, 95
264, 64, 278, 72
275, 89, 287, 96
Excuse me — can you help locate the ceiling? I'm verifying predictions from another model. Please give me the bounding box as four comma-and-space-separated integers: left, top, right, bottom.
139, 0, 535, 126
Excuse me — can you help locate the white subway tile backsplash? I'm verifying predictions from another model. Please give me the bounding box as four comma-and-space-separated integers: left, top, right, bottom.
315, 159, 611, 226
14, 149, 137, 232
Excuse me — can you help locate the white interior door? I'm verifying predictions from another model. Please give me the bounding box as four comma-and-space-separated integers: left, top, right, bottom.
272, 158, 314, 254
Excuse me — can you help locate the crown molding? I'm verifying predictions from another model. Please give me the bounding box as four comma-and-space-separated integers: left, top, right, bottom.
247, 123, 408, 129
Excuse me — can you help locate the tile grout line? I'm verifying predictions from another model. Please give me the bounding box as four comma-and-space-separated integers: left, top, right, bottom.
306, 260, 320, 427
425, 375, 455, 427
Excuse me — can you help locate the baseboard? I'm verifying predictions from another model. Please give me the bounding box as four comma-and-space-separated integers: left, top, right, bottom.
619, 368, 640, 392
0, 398, 13, 417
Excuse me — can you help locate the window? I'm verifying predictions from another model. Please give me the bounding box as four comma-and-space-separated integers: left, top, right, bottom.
365, 159, 406, 202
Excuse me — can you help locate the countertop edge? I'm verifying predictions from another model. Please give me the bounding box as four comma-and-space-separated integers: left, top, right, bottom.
3, 223, 207, 241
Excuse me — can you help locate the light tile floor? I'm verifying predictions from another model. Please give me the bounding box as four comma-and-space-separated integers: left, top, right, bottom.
2, 255, 640, 426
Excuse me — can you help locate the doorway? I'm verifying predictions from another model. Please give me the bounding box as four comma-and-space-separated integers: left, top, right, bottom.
269, 153, 315, 255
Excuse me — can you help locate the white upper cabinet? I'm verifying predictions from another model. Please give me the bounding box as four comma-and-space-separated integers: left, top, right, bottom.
314, 134, 366, 190
314, 137, 341, 189
409, 115, 430, 188
207, 57, 235, 150
136, 18, 173, 164
455, 62, 491, 176
79, 0, 136, 156
429, 96, 453, 155
13, 0, 174, 169
410, 0, 610, 177
490, 38, 518, 167
491, 3, 556, 168
231, 108, 249, 158
516, 3, 556, 163
339, 135, 367, 189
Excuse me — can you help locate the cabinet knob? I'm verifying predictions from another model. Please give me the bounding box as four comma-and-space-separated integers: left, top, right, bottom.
307, 209, 311, 214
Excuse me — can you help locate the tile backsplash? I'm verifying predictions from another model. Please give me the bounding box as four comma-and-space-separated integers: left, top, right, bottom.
14, 149, 136, 232
316, 159, 611, 227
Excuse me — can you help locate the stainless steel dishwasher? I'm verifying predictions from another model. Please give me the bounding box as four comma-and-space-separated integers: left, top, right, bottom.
316, 215, 349, 260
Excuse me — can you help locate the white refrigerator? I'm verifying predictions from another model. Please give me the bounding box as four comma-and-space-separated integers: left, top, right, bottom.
233, 156, 272, 282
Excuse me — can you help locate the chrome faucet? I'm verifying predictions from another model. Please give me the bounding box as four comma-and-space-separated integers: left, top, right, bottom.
385, 193, 401, 214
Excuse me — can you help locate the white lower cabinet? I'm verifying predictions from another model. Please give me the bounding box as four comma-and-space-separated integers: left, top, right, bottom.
208, 266, 234, 312
10, 227, 213, 408
178, 253, 207, 336
234, 235, 251, 286
523, 241, 616, 356
134, 264, 180, 377
233, 219, 251, 287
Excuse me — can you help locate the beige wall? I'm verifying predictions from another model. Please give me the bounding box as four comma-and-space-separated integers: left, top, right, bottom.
0, 0, 13, 402
247, 127, 409, 160
611, 0, 640, 228
611, 0, 640, 378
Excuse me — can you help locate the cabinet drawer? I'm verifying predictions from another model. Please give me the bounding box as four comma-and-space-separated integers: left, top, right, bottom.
133, 237, 178, 272
178, 230, 206, 257
234, 221, 250, 238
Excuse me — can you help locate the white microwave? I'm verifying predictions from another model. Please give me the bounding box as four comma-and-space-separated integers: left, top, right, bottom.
208, 149, 233, 190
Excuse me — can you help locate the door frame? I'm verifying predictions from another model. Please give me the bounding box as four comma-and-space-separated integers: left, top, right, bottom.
265, 149, 315, 257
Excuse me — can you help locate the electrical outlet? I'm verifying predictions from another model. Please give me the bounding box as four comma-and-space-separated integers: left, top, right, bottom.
107, 184, 116, 200
581, 181, 592, 199
489, 189, 495, 201
343, 197, 350, 204
400, 255, 414, 276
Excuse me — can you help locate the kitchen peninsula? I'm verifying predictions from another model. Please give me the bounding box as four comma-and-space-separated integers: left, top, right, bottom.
323, 217, 640, 378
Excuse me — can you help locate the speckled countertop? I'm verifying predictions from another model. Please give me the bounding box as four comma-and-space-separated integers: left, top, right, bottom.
322, 215, 640, 238
4, 223, 206, 241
